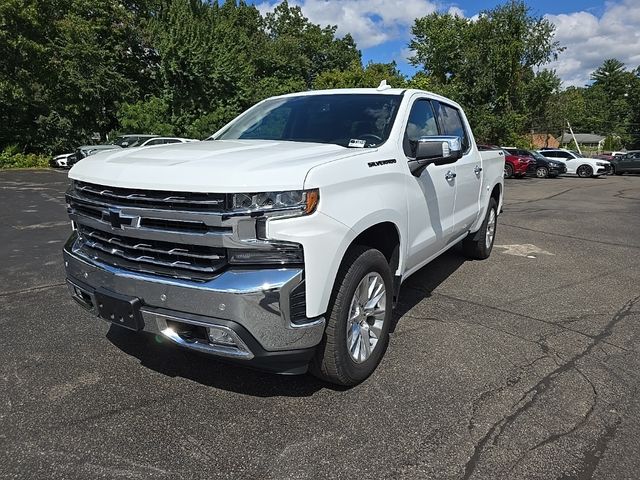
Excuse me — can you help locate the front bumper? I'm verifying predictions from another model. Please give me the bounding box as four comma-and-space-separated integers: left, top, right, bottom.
597, 164, 612, 175
63, 234, 325, 372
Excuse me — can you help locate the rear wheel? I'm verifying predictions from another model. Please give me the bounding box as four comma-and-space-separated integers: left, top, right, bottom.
504, 163, 514, 178
311, 247, 392, 386
462, 198, 498, 260
577, 164, 593, 178
536, 166, 549, 178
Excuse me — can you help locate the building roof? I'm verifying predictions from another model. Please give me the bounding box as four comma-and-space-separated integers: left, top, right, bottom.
558, 133, 605, 144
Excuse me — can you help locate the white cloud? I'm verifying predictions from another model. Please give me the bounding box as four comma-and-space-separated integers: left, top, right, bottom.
255, 0, 438, 48
545, 0, 640, 87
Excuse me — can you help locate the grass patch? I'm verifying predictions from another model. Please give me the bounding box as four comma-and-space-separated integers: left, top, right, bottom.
0, 147, 50, 169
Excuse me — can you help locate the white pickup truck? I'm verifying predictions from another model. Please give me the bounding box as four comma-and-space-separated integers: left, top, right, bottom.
64, 87, 504, 385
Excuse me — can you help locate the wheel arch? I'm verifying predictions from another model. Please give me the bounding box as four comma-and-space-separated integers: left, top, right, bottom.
338, 217, 403, 307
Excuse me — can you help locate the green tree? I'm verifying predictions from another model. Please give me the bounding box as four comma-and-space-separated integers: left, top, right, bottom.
313, 61, 406, 90
408, 1, 562, 143
0, 0, 157, 153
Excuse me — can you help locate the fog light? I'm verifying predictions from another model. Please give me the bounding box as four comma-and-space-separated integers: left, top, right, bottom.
207, 327, 237, 346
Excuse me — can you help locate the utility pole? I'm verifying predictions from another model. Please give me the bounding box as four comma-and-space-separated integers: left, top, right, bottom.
567, 120, 582, 155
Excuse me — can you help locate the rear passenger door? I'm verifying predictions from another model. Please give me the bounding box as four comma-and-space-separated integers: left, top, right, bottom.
434, 101, 482, 236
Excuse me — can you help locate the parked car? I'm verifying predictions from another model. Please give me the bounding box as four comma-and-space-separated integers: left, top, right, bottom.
137, 137, 199, 147
503, 148, 566, 178
111, 134, 159, 148
64, 87, 505, 386
49, 153, 73, 169
537, 149, 612, 177
479, 145, 530, 178
67, 144, 122, 168
592, 154, 615, 161
610, 150, 640, 175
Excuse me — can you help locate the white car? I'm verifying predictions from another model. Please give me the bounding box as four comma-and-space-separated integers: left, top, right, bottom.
64, 87, 504, 385
137, 137, 199, 147
50, 153, 73, 168
537, 149, 612, 177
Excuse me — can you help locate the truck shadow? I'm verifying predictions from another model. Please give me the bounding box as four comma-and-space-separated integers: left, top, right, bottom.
106, 247, 467, 396
391, 247, 468, 331
106, 327, 331, 397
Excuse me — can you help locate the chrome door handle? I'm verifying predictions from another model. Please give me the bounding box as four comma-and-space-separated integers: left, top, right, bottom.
474, 165, 483, 174
445, 171, 456, 181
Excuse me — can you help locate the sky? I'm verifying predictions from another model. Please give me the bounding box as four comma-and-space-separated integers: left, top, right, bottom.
251, 0, 640, 88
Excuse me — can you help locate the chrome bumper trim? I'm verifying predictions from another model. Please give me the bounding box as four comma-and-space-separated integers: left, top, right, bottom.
153, 313, 254, 360
64, 235, 325, 352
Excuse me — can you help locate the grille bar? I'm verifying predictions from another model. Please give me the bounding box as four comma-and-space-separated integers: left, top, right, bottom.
75, 181, 226, 210
77, 226, 225, 278
80, 227, 224, 261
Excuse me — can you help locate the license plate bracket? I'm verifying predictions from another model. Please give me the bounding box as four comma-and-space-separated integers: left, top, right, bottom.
94, 289, 143, 331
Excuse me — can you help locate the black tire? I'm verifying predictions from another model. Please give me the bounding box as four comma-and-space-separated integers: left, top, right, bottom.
310, 246, 393, 386
613, 166, 623, 175
536, 166, 549, 178
462, 198, 498, 260
504, 163, 514, 178
577, 164, 593, 178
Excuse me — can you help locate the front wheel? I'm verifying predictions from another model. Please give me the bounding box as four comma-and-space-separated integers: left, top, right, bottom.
462, 198, 498, 260
311, 247, 393, 386
577, 165, 593, 178
536, 166, 549, 178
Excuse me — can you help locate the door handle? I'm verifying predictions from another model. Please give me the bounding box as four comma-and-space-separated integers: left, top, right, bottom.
445, 171, 456, 181
474, 165, 483, 174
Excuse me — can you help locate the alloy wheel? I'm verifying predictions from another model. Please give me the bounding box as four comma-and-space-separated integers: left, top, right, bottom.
346, 272, 386, 363
486, 208, 496, 249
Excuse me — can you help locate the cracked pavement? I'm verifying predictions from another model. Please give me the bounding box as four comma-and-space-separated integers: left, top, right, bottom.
1, 170, 639, 479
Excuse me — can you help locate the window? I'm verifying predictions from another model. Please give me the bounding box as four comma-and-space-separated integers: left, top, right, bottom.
403, 99, 438, 157
217, 94, 403, 148
145, 139, 164, 146
550, 151, 572, 159
436, 102, 470, 152
163, 139, 181, 144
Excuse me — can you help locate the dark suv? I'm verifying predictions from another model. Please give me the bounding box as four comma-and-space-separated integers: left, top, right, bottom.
503, 148, 566, 178
611, 151, 640, 175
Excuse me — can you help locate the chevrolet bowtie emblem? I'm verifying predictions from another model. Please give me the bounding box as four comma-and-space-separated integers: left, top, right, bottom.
103, 209, 136, 229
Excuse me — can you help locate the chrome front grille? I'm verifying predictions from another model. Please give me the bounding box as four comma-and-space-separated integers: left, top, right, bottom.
74, 181, 227, 211
78, 225, 226, 279
67, 181, 233, 281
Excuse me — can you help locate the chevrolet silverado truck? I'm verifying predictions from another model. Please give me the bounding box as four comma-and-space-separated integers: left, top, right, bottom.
63, 87, 504, 386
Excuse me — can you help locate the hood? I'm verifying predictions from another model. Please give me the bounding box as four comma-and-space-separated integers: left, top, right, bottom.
69, 139, 367, 192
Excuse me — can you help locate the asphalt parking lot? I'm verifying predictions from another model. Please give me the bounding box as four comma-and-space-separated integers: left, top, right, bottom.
1, 169, 639, 480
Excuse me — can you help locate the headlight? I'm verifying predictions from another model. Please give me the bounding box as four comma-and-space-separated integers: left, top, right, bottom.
596, 162, 607, 166
230, 189, 319, 216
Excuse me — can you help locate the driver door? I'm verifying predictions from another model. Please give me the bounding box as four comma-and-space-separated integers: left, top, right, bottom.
403, 97, 457, 273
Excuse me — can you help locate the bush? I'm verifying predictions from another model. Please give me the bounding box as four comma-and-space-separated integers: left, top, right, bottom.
0, 146, 50, 169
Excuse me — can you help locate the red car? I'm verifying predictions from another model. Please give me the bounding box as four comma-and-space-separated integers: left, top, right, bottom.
500, 146, 535, 178
478, 145, 533, 178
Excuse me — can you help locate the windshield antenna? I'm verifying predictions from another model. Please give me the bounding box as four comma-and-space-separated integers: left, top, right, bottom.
377, 80, 391, 91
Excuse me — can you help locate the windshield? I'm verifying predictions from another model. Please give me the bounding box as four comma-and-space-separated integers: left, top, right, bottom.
531, 151, 547, 160
570, 150, 584, 158
112, 136, 131, 147
215, 94, 403, 148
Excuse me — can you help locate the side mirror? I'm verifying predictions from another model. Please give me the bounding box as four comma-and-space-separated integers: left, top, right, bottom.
409, 136, 463, 176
